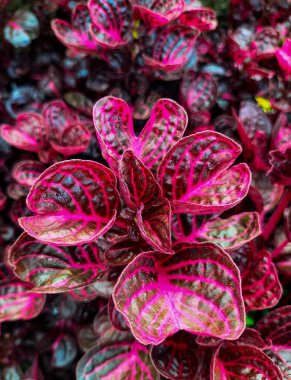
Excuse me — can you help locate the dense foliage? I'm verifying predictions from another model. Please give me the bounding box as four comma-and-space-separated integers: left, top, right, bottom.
0, 0, 290, 379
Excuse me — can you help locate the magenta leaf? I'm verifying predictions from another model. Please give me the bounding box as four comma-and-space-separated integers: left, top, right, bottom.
93, 96, 187, 172
51, 4, 101, 53
18, 159, 120, 245
158, 131, 251, 214
105, 237, 150, 266
179, 8, 218, 31
211, 343, 283, 380
119, 150, 161, 208
43, 100, 91, 157
197, 212, 261, 250
76, 337, 159, 380
150, 331, 203, 380
132, 0, 184, 27
113, 242, 245, 345
137, 200, 173, 254
143, 25, 199, 76
8, 233, 107, 293
256, 306, 291, 350
108, 296, 129, 332
180, 71, 217, 115
88, 0, 132, 48
0, 282, 46, 323
276, 38, 291, 75
12, 160, 46, 187
0, 112, 48, 152
231, 245, 282, 311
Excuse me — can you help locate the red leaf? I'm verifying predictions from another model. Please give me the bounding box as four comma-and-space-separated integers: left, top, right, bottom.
19, 160, 121, 245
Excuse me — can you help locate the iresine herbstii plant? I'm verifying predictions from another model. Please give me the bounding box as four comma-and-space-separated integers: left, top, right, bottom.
0, 0, 290, 378
4, 94, 286, 379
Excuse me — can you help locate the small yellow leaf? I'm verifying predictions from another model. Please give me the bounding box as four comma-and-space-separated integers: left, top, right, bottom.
255, 97, 273, 113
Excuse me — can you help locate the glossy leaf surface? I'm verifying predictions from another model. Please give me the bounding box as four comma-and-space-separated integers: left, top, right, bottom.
0, 282, 45, 323
179, 8, 218, 31
158, 131, 250, 214
211, 343, 283, 380
89, 0, 132, 48
197, 212, 261, 250
9, 233, 107, 293
93, 97, 187, 172
77, 337, 159, 380
12, 160, 45, 187
113, 242, 245, 345
19, 160, 120, 245
1, 113, 47, 152
133, 0, 184, 27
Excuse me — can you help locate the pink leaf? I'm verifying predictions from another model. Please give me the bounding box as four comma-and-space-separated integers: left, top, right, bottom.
113, 242, 245, 345
12, 160, 46, 187
197, 212, 261, 250
137, 200, 173, 254
76, 337, 158, 380
51, 4, 101, 53
231, 245, 282, 311
158, 131, 251, 214
8, 232, 108, 293
179, 8, 218, 31
89, 0, 132, 48
276, 38, 291, 75
132, 0, 184, 27
19, 160, 120, 245
143, 25, 200, 75
43, 100, 91, 157
0, 112, 48, 152
180, 71, 217, 115
211, 343, 283, 380
93, 96, 187, 172
0, 282, 46, 323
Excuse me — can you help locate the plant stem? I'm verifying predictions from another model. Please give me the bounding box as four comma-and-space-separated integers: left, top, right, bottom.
263, 189, 291, 241
272, 239, 289, 259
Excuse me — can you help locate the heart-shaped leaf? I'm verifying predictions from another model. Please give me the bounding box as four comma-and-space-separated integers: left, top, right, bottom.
150, 331, 204, 380
113, 242, 245, 345
76, 337, 159, 380
143, 25, 199, 75
0, 282, 46, 323
51, 4, 102, 53
12, 160, 46, 187
211, 343, 283, 380
197, 212, 261, 250
88, 0, 132, 48
158, 131, 251, 214
231, 245, 282, 311
132, 0, 184, 27
19, 160, 120, 245
93, 96, 187, 172
1, 113, 48, 152
180, 71, 217, 115
8, 233, 108, 293
179, 8, 218, 31
43, 100, 91, 157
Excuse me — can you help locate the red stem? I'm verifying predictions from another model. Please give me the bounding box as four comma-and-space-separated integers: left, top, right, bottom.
262, 189, 291, 241
272, 239, 289, 259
